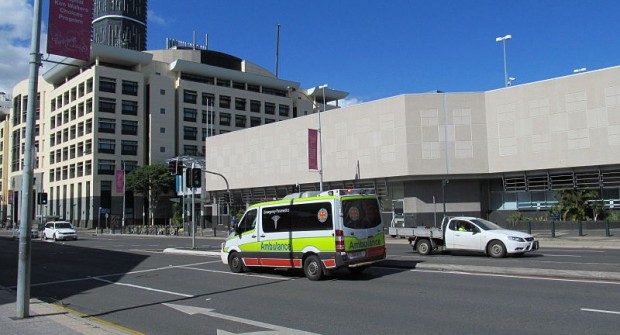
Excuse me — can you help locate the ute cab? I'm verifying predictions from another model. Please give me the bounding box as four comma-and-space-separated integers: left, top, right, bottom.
221, 189, 386, 280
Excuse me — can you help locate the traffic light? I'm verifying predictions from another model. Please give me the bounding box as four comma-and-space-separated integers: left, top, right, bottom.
169, 160, 183, 175
185, 168, 192, 188
37, 192, 48, 205
191, 168, 202, 188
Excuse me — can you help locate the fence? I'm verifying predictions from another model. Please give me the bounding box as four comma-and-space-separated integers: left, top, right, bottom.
507, 220, 619, 237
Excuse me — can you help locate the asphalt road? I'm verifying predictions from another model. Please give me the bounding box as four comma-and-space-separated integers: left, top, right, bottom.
1, 233, 620, 334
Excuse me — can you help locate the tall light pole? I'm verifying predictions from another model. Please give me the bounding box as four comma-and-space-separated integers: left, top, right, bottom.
317, 84, 328, 192
496, 34, 512, 87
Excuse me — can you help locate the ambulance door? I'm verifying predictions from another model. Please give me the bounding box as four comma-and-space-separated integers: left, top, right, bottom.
234, 208, 259, 266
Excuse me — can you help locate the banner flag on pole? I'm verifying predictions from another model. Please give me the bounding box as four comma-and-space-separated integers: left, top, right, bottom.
47, 0, 93, 61
308, 129, 318, 170
115, 170, 124, 193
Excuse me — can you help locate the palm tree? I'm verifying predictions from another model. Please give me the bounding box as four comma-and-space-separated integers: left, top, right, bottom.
552, 189, 600, 221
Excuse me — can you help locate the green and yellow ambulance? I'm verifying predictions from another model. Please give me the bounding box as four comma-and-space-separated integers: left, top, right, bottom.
220, 189, 386, 280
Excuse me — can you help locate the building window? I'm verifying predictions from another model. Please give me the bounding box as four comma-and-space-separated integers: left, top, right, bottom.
98, 97, 116, 113
235, 98, 246, 111
219, 113, 231, 126
250, 117, 261, 127
183, 145, 198, 156
184, 126, 197, 140
183, 89, 197, 104
160, 127, 165, 133
98, 118, 116, 133
202, 93, 215, 106
97, 138, 115, 154
160, 108, 165, 114
99, 77, 116, 93
216, 79, 230, 87
265, 102, 275, 115
183, 108, 197, 122
265, 118, 275, 124
232, 81, 245, 90
219, 95, 231, 109
160, 89, 166, 95
121, 140, 138, 155
279, 104, 290, 117
121, 120, 138, 135
235, 115, 247, 128
97, 159, 115, 175
122, 80, 138, 95
247, 84, 260, 92
122, 100, 138, 115
250, 100, 261, 113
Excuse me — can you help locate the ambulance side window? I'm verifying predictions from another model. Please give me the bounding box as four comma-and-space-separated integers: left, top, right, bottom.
237, 209, 257, 234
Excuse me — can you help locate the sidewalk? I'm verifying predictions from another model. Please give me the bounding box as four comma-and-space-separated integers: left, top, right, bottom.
0, 287, 138, 335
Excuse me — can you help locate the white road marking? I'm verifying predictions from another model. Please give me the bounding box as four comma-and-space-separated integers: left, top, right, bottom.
581, 308, 620, 315
408, 268, 620, 285
180, 266, 293, 280
91, 277, 194, 297
163, 303, 318, 334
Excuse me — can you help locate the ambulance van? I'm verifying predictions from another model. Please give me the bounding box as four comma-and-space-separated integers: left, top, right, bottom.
221, 189, 386, 280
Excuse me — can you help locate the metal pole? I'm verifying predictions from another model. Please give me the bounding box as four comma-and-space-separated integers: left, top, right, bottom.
502, 39, 508, 87
318, 84, 327, 192
16, 0, 42, 318
191, 163, 196, 249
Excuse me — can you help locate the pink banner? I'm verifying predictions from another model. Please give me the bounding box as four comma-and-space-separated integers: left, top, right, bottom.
116, 170, 124, 193
47, 0, 93, 61
308, 129, 318, 170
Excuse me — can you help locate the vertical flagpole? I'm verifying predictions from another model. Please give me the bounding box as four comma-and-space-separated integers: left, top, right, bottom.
16, 0, 43, 318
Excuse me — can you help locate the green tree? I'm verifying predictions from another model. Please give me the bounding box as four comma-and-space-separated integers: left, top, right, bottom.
551, 189, 600, 221
171, 202, 182, 227
125, 164, 175, 226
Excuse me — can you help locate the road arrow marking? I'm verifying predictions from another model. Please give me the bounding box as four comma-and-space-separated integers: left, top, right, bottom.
163, 303, 319, 334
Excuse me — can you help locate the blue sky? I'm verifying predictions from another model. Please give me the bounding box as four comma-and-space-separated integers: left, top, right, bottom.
2, 0, 620, 105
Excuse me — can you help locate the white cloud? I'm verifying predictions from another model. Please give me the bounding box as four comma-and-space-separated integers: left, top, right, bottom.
338, 97, 365, 107
148, 9, 170, 27
0, 0, 34, 95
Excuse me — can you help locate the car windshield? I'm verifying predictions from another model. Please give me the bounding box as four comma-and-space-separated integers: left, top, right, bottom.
55, 223, 72, 229
470, 218, 504, 231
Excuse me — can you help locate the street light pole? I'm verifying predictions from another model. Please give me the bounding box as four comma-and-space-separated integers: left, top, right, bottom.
121, 160, 125, 232
318, 84, 328, 192
495, 34, 512, 87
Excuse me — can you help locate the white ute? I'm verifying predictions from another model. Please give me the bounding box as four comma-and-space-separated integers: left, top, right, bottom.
389, 216, 539, 258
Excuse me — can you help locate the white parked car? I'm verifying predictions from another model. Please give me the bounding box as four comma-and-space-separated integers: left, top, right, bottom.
42, 221, 78, 241
11, 225, 41, 240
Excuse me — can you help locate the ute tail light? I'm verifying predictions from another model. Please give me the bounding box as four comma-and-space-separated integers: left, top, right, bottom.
335, 229, 345, 252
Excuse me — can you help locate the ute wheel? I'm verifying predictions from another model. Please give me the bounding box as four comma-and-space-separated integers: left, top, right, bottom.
416, 239, 433, 255
303, 255, 324, 281
488, 241, 507, 258
228, 252, 245, 273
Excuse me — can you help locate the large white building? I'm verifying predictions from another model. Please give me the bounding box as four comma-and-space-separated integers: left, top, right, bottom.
2, 42, 346, 228
204, 66, 620, 225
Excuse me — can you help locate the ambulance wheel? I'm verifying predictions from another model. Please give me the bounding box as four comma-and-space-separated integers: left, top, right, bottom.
303, 255, 324, 281
228, 252, 245, 273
